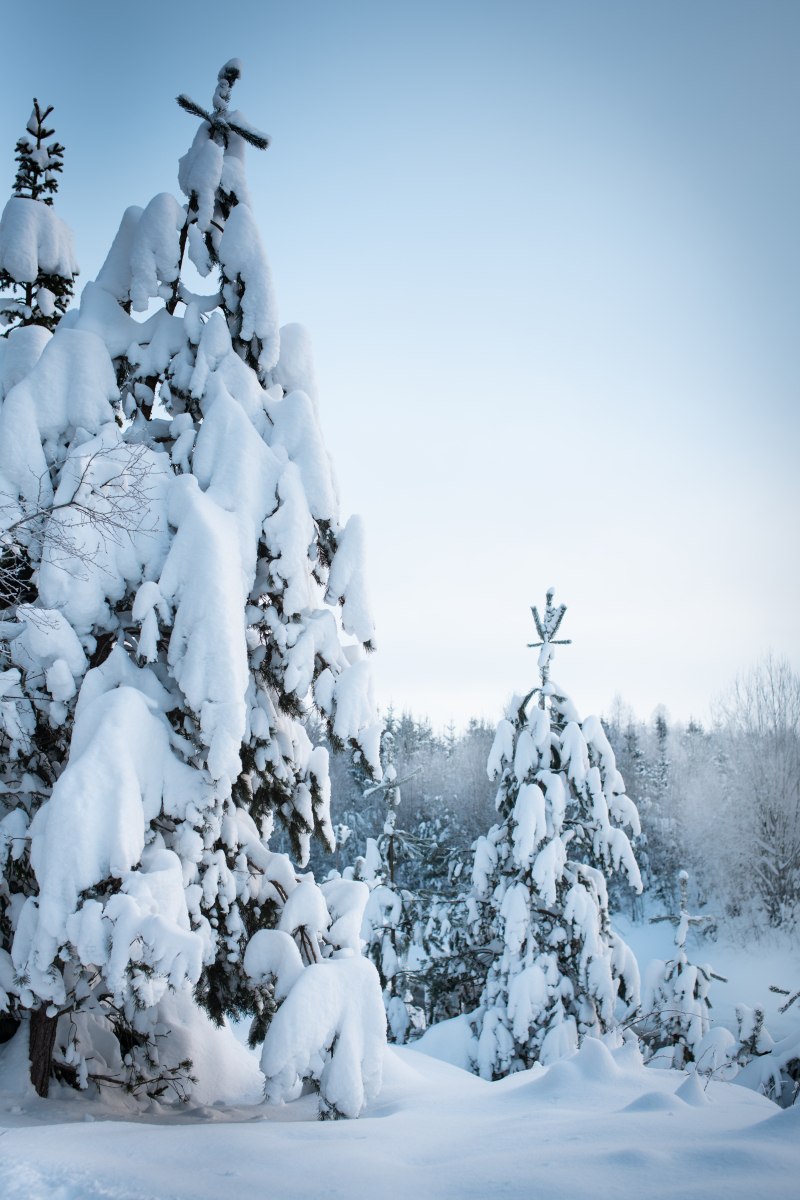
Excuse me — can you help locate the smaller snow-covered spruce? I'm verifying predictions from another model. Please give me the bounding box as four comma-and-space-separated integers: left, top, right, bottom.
0, 61, 386, 1119
731, 987, 800, 1106
638, 870, 728, 1070
0, 100, 78, 335
464, 590, 643, 1078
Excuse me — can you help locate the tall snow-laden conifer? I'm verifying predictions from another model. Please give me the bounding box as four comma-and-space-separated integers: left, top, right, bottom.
0, 101, 78, 335
465, 591, 642, 1078
0, 61, 386, 1118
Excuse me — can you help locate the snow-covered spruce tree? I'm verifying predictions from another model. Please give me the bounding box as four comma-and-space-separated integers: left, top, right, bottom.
639, 870, 727, 1070
0, 100, 77, 336
0, 60, 386, 1117
465, 590, 642, 1078
731, 988, 800, 1106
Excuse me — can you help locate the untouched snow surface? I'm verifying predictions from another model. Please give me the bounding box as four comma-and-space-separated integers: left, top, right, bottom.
0, 1033, 797, 1197
0, 921, 797, 1195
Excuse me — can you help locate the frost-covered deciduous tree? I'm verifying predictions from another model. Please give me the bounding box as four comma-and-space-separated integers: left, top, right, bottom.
464, 591, 642, 1079
714, 655, 800, 926
0, 61, 386, 1117
0, 100, 78, 335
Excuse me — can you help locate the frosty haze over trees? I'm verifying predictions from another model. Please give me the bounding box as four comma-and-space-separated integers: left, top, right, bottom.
0, 53, 797, 1182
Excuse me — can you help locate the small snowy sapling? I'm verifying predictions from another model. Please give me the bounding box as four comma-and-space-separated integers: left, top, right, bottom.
639, 870, 727, 1070
0, 100, 78, 335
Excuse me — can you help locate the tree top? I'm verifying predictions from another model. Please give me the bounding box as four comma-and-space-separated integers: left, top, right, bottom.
176, 59, 271, 152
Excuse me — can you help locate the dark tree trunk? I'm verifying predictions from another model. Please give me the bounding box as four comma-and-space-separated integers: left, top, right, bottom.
29, 1006, 58, 1097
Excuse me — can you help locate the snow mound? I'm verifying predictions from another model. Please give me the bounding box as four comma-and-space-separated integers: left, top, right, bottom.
155, 987, 265, 1106
413, 1012, 479, 1073
622, 1090, 686, 1113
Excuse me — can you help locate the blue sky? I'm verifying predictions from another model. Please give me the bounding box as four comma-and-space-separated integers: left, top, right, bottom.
1, 0, 797, 729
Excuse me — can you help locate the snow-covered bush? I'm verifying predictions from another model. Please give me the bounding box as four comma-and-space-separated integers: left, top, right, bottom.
638, 871, 727, 1070
463, 591, 642, 1079
0, 60, 386, 1115
730, 989, 800, 1107
0, 99, 78, 337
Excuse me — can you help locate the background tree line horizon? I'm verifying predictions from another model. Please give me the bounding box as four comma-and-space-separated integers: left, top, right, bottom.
296, 649, 800, 938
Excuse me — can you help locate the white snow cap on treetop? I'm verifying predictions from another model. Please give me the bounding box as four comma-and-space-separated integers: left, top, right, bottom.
0, 197, 78, 283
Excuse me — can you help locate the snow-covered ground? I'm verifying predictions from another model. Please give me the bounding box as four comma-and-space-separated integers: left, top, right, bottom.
1, 921, 798, 1198
0, 1037, 797, 1199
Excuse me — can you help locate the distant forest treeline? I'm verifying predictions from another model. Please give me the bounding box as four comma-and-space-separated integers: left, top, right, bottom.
278, 654, 799, 935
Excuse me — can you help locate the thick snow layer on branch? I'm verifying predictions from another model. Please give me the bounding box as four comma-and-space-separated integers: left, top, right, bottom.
513, 730, 538, 779
321, 879, 369, 954
272, 323, 319, 414
5, 326, 117, 442
103, 845, 204, 1002
177, 122, 247, 235
244, 930, 304, 998
262, 463, 316, 616
531, 836, 567, 908
0, 197, 78, 283
218, 203, 279, 374
130, 309, 188, 382
94, 206, 143, 304
507, 965, 549, 1042
284, 610, 349, 700
260, 955, 385, 1117
183, 138, 223, 234
487, 719, 514, 779
266, 389, 338, 523
0, 329, 118, 510
500, 882, 531, 955
72, 281, 142, 359
512, 783, 547, 867
325, 515, 376, 645
472, 833, 499, 897
277, 879, 330, 955
15, 606, 87, 680
193, 373, 282, 592
332, 660, 382, 776
14, 682, 208, 1002
0, 325, 51, 400
158, 475, 250, 785
559, 721, 589, 786
129, 193, 186, 313
219, 115, 255, 210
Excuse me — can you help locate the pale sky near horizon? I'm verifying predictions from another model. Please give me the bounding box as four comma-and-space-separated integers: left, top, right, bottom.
1, 0, 797, 732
